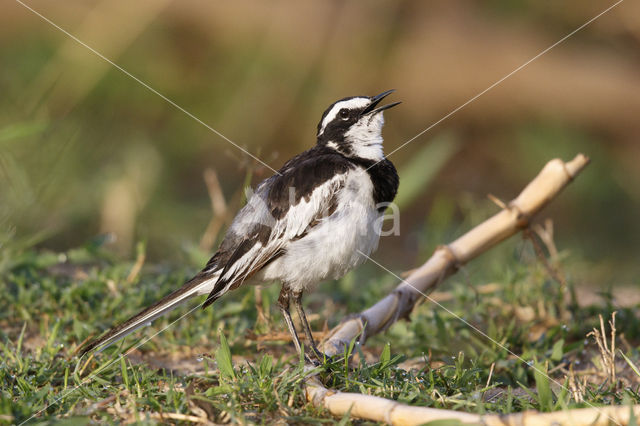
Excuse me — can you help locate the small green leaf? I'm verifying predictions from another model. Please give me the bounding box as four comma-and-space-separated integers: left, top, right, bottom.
16, 322, 27, 371
216, 333, 235, 380
380, 342, 391, 366
553, 377, 570, 410
259, 354, 273, 378
120, 356, 129, 389
550, 338, 564, 361
629, 404, 638, 426
46, 319, 62, 355
533, 360, 553, 411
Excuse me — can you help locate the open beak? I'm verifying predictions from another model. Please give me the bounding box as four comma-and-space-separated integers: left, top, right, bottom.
362, 89, 401, 115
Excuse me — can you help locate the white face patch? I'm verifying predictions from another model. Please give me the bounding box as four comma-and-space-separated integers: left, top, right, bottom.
343, 112, 386, 161
318, 97, 370, 136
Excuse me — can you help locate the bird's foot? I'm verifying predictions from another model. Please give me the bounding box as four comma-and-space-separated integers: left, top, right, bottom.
304, 353, 322, 367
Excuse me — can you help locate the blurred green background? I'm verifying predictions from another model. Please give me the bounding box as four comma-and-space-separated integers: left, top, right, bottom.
1, 0, 639, 284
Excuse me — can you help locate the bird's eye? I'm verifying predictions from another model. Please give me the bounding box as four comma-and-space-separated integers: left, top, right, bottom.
339, 109, 349, 120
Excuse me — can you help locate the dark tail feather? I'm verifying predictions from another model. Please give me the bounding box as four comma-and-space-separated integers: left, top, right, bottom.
79, 274, 214, 356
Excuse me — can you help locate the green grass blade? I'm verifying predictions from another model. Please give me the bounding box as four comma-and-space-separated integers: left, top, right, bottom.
533, 361, 553, 411
216, 333, 236, 380
620, 350, 640, 378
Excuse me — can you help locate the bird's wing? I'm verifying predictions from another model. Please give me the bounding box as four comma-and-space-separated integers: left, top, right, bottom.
79, 149, 354, 355
202, 151, 354, 306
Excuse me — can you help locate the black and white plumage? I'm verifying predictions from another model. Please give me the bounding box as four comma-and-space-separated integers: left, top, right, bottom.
81, 90, 400, 360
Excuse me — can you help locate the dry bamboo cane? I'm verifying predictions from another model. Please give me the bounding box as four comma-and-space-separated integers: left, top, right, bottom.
320, 153, 590, 356
306, 154, 599, 425
307, 377, 640, 426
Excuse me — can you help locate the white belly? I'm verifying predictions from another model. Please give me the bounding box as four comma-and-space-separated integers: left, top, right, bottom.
257, 169, 382, 292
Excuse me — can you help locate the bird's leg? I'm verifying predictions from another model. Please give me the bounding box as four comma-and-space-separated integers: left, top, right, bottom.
277, 285, 303, 357
291, 290, 325, 361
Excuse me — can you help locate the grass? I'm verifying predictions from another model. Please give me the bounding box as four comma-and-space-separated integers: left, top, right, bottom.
2, 3, 638, 423
2, 226, 640, 424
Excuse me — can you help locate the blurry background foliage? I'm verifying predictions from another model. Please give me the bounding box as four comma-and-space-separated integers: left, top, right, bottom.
1, 0, 639, 285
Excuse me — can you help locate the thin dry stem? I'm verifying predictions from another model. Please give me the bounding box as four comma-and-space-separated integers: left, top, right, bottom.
566, 364, 585, 403
533, 218, 559, 260
199, 168, 229, 252
126, 243, 146, 284
587, 312, 618, 387
525, 227, 569, 320
254, 287, 269, 326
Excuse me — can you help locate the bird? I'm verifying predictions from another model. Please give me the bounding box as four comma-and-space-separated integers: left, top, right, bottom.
80, 90, 400, 361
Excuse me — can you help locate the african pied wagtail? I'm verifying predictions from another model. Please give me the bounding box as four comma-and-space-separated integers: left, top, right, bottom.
81, 90, 400, 361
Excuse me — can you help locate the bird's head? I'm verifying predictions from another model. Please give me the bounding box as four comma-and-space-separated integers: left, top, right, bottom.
316, 90, 400, 160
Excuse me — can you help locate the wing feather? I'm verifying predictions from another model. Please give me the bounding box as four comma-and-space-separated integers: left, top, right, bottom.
203, 150, 353, 305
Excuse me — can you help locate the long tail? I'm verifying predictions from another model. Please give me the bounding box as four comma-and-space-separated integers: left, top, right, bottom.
79, 273, 217, 356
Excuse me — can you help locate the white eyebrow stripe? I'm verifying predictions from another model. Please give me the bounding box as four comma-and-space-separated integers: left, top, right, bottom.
318, 97, 370, 136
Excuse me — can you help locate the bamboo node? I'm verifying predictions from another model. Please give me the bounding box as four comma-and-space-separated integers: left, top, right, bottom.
390, 287, 419, 325
507, 201, 529, 228
435, 244, 460, 269
340, 313, 367, 333
385, 401, 400, 424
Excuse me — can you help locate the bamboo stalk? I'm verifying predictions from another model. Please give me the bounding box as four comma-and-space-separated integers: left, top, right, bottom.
307, 377, 640, 426
304, 154, 604, 425
320, 154, 590, 356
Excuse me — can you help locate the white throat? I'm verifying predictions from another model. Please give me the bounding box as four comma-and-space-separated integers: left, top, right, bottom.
343, 113, 386, 161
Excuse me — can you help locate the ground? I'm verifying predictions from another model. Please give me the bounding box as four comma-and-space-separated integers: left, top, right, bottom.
2, 232, 640, 425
